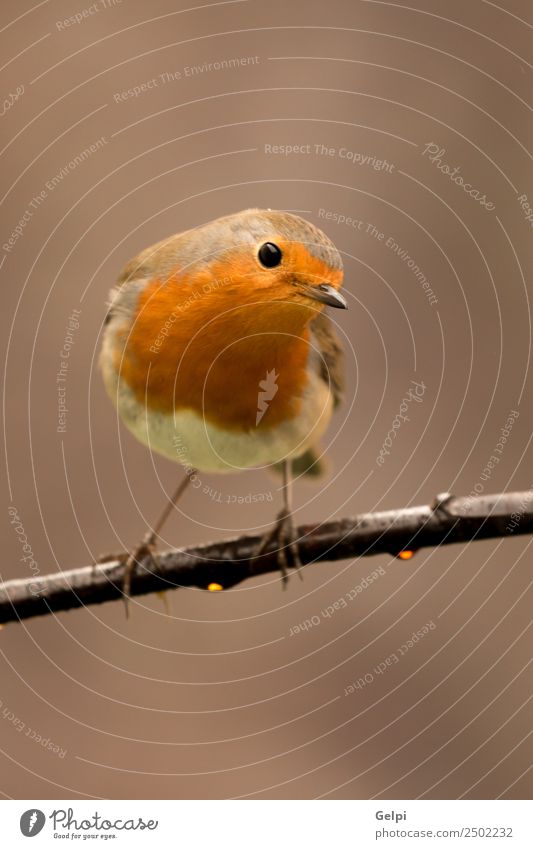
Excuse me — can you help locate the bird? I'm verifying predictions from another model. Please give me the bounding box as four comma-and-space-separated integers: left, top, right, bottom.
99, 208, 347, 612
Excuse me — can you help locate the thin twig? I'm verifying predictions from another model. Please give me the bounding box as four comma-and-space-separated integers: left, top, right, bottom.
2, 490, 532, 624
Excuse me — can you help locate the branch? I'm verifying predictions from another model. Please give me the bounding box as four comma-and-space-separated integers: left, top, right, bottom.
2, 490, 532, 624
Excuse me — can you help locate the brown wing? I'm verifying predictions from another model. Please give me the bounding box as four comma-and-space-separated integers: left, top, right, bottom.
309, 311, 345, 408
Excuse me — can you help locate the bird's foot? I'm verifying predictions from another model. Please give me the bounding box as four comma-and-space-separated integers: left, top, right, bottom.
120, 532, 158, 617
253, 509, 304, 586
98, 531, 155, 618
95, 545, 170, 617
92, 549, 127, 582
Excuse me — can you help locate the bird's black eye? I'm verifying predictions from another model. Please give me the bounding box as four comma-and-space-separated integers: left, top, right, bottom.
258, 242, 282, 268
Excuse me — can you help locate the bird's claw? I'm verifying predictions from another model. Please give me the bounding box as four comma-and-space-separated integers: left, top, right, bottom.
95, 551, 129, 565
92, 550, 128, 579
253, 509, 304, 585
122, 531, 157, 618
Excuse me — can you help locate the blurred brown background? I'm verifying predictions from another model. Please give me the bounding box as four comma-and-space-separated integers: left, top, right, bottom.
1, 0, 532, 800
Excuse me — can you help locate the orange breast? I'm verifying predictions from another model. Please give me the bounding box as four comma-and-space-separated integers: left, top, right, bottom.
117, 265, 313, 432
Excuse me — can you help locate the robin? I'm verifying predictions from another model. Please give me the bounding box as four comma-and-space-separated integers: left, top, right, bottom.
99, 208, 347, 612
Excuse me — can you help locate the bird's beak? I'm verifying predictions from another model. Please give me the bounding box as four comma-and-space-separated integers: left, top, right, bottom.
302, 283, 348, 309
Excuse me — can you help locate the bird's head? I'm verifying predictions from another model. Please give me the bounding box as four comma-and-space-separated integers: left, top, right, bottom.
174, 208, 346, 327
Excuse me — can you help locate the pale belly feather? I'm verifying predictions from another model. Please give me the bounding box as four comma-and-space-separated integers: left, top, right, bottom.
105, 365, 332, 473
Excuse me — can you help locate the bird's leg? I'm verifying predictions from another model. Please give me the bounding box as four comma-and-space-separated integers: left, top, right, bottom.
121, 471, 196, 617
253, 459, 303, 584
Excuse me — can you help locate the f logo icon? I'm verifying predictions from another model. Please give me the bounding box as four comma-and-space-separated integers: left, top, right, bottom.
20, 809, 45, 837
